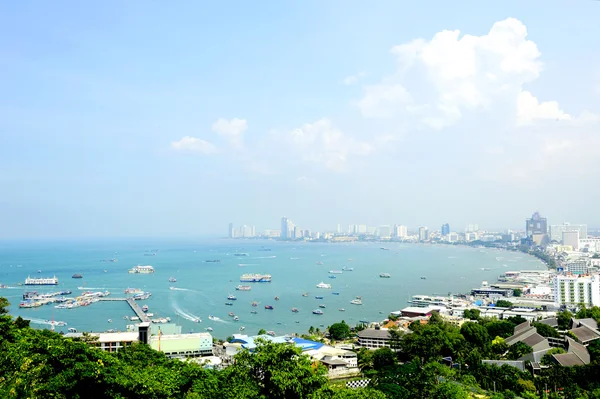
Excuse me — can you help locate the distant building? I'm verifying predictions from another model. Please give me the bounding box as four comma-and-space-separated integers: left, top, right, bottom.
149, 332, 213, 358
357, 328, 393, 350
379, 225, 391, 239
394, 224, 407, 238
466, 224, 479, 233
562, 231, 580, 250
526, 212, 548, 237
441, 223, 450, 236
281, 217, 289, 239
228, 223, 235, 238
418, 227, 429, 241
550, 223, 588, 242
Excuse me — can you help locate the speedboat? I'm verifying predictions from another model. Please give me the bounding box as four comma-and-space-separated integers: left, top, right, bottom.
225, 302, 233, 306
274, 296, 280, 301
168, 277, 177, 282
208, 315, 221, 321
228, 312, 235, 317
107, 319, 112, 323
291, 308, 299, 313
251, 301, 258, 307
339, 308, 345, 312
379, 273, 391, 278
319, 304, 326, 308
351, 298, 363, 305
239, 326, 245, 331
342, 266, 353, 271
265, 305, 274, 310
316, 282, 331, 289
312, 309, 324, 315
227, 295, 237, 300
302, 293, 308, 297
315, 296, 324, 299
332, 292, 340, 295
420, 276, 426, 279
206, 327, 213, 332
142, 305, 149, 312
266, 331, 275, 336
234, 316, 239, 321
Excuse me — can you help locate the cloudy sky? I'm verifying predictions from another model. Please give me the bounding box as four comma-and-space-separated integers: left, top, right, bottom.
1, 1, 599, 239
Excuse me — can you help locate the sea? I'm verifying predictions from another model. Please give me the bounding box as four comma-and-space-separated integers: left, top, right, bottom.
0, 238, 546, 339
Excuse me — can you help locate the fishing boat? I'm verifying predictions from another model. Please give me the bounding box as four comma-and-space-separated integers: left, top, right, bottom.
168, 277, 177, 282
264, 305, 274, 310
235, 285, 252, 291
302, 292, 308, 297
251, 301, 258, 307
332, 292, 340, 295
379, 273, 391, 278
228, 312, 235, 317
227, 295, 237, 300
274, 296, 280, 301
225, 302, 234, 306
339, 308, 345, 312
72, 274, 83, 279
315, 296, 324, 299
291, 308, 299, 313
312, 309, 324, 315
319, 304, 326, 308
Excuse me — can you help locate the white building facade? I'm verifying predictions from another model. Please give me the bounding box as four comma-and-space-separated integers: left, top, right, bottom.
553, 274, 600, 307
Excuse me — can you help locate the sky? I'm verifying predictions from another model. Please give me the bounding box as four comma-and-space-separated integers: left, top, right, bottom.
1, 1, 600, 239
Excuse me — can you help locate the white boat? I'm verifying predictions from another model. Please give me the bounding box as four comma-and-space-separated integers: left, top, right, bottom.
329, 270, 343, 274
68, 328, 77, 333
342, 266, 354, 271
206, 327, 213, 332
25, 275, 59, 285
208, 315, 221, 321
128, 265, 155, 274
316, 282, 331, 289
350, 298, 363, 305
379, 273, 391, 278
168, 277, 177, 282
235, 285, 252, 291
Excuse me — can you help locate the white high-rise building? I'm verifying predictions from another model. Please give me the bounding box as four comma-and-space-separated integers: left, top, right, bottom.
394, 225, 407, 238
336, 224, 342, 234
418, 227, 429, 241
562, 230, 580, 250
550, 223, 588, 243
358, 225, 367, 234
553, 274, 600, 307
466, 224, 479, 233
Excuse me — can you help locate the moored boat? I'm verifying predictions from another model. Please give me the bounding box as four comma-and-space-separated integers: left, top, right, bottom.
72, 274, 83, 279
235, 285, 252, 291
264, 305, 274, 310
312, 309, 324, 315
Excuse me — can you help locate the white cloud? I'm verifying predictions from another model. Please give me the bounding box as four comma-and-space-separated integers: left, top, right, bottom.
212, 117, 247, 148
343, 72, 365, 85
516, 90, 571, 126
360, 18, 549, 128
282, 118, 373, 172
171, 136, 217, 154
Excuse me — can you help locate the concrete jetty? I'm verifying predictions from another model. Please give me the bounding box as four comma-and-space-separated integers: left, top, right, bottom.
98, 297, 150, 322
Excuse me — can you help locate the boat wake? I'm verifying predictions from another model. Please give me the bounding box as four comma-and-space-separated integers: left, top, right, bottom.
169, 287, 191, 291
208, 315, 227, 323
172, 301, 201, 322
238, 263, 258, 267
253, 256, 276, 259
25, 318, 67, 326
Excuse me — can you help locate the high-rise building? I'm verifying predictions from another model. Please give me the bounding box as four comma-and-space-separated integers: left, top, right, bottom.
281, 217, 288, 239
228, 223, 235, 238
379, 225, 391, 239
393, 225, 407, 238
550, 223, 588, 243
553, 274, 600, 307
526, 212, 548, 237
562, 230, 580, 250
466, 224, 479, 233
358, 225, 367, 234
441, 223, 450, 236
336, 224, 341, 234
418, 227, 429, 241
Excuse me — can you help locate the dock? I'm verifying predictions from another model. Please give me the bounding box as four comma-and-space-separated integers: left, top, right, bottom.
99, 297, 150, 322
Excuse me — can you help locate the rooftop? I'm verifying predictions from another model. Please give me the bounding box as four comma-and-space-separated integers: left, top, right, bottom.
569, 326, 600, 344
357, 328, 392, 340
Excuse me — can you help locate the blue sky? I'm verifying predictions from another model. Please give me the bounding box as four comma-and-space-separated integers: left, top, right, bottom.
1, 1, 600, 238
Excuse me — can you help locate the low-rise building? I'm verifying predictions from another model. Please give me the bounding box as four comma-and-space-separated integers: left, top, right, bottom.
356, 328, 393, 350
149, 332, 213, 358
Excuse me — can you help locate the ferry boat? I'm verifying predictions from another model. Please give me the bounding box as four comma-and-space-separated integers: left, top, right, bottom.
72, 274, 83, 279
235, 285, 252, 291
312, 309, 324, 315
329, 270, 343, 274
342, 266, 354, 271
316, 282, 331, 289
379, 273, 391, 278
240, 274, 272, 283
124, 288, 144, 294
291, 308, 299, 313
264, 305, 274, 310
227, 295, 237, 300
25, 275, 59, 285
128, 265, 155, 274
168, 277, 177, 283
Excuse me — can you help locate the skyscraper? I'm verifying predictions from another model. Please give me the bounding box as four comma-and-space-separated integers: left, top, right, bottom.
281, 217, 289, 240
526, 212, 548, 237
228, 222, 235, 238
393, 224, 407, 238
441, 223, 450, 236
550, 223, 588, 242
418, 227, 429, 241
379, 225, 391, 239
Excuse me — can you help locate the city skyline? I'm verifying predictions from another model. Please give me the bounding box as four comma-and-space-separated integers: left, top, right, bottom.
2, 1, 600, 239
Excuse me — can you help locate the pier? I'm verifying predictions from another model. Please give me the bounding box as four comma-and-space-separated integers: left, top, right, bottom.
99, 297, 150, 322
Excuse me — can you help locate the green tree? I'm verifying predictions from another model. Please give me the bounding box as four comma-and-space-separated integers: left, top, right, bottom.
431, 382, 469, 399
507, 342, 532, 360
463, 309, 481, 320
328, 321, 351, 340
460, 322, 491, 352
495, 300, 513, 308
225, 338, 327, 399
541, 348, 566, 365
372, 347, 396, 370
513, 289, 522, 297
557, 310, 573, 330
485, 321, 516, 339
533, 322, 560, 338
258, 328, 267, 335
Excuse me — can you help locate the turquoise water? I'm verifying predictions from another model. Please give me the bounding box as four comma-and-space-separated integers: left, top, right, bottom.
0, 239, 545, 338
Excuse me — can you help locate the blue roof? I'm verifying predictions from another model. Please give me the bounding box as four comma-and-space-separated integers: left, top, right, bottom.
291, 337, 324, 351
